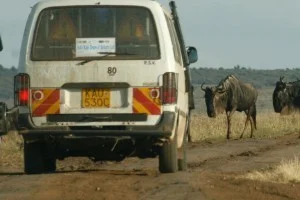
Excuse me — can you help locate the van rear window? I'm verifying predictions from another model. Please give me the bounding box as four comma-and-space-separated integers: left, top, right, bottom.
32, 6, 160, 61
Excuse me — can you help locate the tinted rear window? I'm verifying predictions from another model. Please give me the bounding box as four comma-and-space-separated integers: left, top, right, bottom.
32, 6, 160, 61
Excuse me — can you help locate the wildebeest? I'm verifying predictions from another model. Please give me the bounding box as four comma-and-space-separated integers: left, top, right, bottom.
273, 76, 300, 115
201, 75, 258, 139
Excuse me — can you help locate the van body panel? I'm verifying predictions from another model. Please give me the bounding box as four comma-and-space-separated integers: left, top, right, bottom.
18, 1, 187, 134
13, 0, 197, 174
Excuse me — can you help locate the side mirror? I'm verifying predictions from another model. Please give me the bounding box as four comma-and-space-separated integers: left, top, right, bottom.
0, 35, 3, 51
0, 102, 8, 135
186, 46, 198, 64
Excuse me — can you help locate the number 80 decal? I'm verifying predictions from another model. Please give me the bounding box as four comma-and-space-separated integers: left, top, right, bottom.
107, 67, 117, 76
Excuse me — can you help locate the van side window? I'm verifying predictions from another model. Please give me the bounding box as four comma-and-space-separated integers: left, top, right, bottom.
165, 14, 182, 65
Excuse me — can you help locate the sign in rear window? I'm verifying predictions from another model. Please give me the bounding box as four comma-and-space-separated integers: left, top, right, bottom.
76, 38, 116, 57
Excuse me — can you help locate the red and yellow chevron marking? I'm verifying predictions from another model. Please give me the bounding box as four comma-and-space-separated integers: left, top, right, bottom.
31, 89, 60, 117
133, 88, 161, 115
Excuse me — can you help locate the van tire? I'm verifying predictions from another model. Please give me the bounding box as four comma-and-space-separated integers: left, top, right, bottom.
187, 113, 192, 142
24, 140, 44, 174
44, 156, 56, 173
178, 134, 187, 171
159, 137, 178, 173
178, 157, 186, 171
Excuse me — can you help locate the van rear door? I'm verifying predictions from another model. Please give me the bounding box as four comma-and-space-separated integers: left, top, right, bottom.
28, 6, 163, 127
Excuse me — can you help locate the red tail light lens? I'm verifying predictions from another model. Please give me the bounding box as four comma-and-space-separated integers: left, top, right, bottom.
19, 89, 29, 104
14, 73, 30, 106
162, 72, 177, 104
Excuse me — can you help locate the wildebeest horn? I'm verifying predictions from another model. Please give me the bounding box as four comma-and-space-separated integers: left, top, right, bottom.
201, 82, 206, 91
280, 76, 284, 82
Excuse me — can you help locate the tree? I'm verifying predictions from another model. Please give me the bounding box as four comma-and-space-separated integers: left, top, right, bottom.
10, 66, 17, 72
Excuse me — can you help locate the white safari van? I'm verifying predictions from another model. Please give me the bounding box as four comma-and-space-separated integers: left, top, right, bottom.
6, 0, 198, 174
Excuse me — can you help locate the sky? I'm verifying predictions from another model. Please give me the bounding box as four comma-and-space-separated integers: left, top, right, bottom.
1, 0, 300, 69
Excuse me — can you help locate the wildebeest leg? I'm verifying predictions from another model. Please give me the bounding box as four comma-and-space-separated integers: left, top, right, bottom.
240, 110, 250, 139
226, 111, 232, 139
249, 117, 254, 138
249, 104, 257, 138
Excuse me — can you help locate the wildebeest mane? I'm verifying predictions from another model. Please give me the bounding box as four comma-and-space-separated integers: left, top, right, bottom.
216, 75, 239, 90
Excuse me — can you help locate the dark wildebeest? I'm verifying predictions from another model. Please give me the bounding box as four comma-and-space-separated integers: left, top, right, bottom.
273, 76, 300, 115
201, 75, 258, 139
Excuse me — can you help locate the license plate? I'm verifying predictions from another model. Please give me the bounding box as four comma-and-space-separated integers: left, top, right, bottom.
82, 88, 110, 108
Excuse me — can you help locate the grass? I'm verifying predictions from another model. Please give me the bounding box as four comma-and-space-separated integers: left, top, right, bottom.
190, 112, 300, 141
190, 111, 300, 184
0, 131, 23, 168
241, 156, 300, 183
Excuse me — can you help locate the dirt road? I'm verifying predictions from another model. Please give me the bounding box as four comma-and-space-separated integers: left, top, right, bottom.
1, 133, 300, 200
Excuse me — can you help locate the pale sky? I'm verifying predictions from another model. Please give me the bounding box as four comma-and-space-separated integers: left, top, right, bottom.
1, 0, 300, 69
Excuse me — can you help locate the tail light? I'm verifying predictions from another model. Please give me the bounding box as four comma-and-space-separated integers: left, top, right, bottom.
162, 72, 177, 104
14, 73, 30, 106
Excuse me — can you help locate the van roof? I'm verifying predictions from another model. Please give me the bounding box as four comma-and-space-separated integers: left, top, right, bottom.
33, 0, 165, 9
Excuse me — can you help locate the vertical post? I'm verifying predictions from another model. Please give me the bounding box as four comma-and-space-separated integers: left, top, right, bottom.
169, 1, 195, 109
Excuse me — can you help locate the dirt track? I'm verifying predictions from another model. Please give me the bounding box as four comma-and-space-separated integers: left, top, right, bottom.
1, 133, 300, 200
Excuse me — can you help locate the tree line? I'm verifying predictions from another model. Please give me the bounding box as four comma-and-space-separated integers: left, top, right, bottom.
190, 66, 300, 88
1, 65, 300, 99
0, 65, 17, 99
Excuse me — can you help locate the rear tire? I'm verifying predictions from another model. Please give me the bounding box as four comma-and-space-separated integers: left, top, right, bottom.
44, 156, 56, 173
24, 138, 57, 174
159, 136, 178, 173
178, 133, 187, 171
24, 139, 44, 174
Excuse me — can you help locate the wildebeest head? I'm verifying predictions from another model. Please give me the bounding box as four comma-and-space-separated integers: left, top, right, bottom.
201, 83, 227, 118
273, 76, 290, 113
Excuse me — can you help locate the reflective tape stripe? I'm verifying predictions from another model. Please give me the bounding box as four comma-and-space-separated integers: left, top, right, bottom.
32, 89, 60, 116
133, 88, 161, 115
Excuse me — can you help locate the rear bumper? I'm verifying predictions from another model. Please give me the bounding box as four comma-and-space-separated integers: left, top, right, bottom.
18, 111, 175, 137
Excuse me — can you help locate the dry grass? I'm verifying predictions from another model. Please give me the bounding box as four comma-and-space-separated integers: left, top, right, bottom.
0, 131, 23, 168
190, 111, 300, 184
190, 112, 300, 141
241, 156, 300, 183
